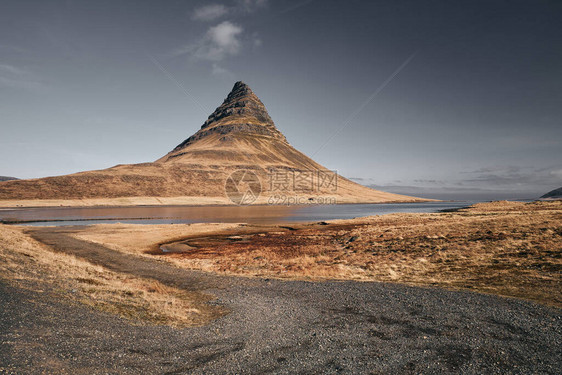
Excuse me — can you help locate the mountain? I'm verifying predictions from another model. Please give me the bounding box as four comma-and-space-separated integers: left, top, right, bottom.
0, 82, 427, 206
540, 187, 562, 200
0, 176, 18, 182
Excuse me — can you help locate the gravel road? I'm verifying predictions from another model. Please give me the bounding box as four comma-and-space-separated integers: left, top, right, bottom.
0, 227, 560, 374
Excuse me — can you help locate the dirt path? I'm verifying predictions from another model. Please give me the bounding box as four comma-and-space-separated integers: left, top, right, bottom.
1, 226, 560, 374
26, 227, 233, 293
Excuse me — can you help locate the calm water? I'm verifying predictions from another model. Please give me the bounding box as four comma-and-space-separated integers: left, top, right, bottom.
0, 201, 479, 226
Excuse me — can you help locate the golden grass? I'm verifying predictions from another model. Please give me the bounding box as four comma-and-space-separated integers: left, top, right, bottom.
0, 224, 223, 326
73, 201, 562, 308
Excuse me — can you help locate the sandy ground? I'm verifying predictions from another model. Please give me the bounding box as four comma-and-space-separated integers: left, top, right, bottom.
0, 195, 430, 208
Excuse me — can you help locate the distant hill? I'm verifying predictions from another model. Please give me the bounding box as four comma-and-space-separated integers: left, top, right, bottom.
0, 82, 428, 206
540, 187, 562, 200
0, 176, 18, 182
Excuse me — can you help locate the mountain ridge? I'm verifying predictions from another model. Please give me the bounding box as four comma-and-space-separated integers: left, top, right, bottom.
540, 187, 562, 200
0, 82, 429, 206
0, 176, 18, 182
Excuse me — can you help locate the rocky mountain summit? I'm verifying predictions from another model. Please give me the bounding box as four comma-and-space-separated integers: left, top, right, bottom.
156, 82, 322, 170
171, 81, 286, 152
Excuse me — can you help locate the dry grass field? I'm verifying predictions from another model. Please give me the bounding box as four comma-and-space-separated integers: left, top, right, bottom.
0, 224, 223, 327
0, 162, 422, 207
71, 201, 562, 308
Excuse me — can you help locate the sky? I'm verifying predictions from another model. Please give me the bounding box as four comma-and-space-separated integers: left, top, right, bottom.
0, 0, 561, 200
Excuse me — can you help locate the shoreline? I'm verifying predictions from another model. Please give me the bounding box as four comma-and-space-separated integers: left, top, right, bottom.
0, 195, 436, 209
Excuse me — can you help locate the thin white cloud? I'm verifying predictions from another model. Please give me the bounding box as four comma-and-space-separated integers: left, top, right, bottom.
173, 1, 267, 72
354, 164, 562, 200
549, 169, 562, 178
0, 63, 42, 91
178, 21, 243, 62
191, 0, 267, 21
0, 76, 39, 90
192, 4, 229, 21
252, 32, 263, 47
0, 64, 28, 76
209, 21, 242, 51
279, 0, 315, 14
237, 0, 268, 12
211, 63, 231, 76
0, 45, 29, 54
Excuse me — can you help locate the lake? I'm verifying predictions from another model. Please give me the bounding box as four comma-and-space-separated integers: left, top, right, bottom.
0, 201, 479, 226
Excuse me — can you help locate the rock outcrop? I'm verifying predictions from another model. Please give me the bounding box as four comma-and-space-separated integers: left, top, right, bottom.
172, 82, 286, 152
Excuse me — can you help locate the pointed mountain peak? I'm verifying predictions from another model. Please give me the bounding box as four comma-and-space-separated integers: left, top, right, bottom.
219, 81, 259, 109
171, 81, 286, 152
232, 80, 251, 92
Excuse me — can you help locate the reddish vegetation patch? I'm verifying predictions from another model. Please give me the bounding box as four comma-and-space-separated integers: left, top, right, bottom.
160, 201, 562, 308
